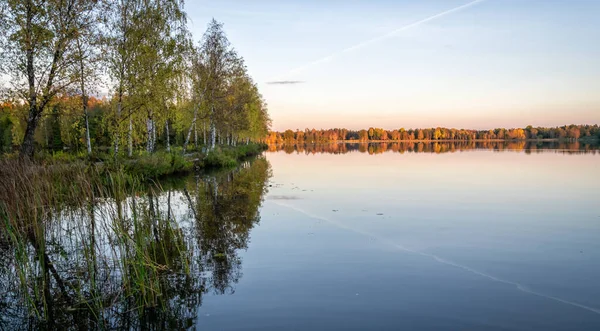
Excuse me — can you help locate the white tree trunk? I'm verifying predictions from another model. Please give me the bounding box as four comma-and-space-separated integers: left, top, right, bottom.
128, 116, 133, 157
114, 100, 121, 158
183, 104, 199, 153
146, 117, 155, 152
165, 119, 170, 152
84, 109, 91, 154
77, 37, 92, 155
194, 122, 198, 148
152, 117, 156, 151
210, 120, 216, 150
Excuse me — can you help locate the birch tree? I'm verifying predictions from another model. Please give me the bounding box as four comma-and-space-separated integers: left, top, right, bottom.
74, 1, 104, 155
105, 0, 140, 158
187, 19, 238, 152
0, 0, 100, 159
106, 0, 189, 156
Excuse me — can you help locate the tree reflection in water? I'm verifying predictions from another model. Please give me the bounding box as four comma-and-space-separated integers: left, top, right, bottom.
269, 141, 599, 155
0, 156, 271, 330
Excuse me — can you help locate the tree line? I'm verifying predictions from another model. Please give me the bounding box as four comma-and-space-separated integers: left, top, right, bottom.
0, 1, 270, 158
266, 125, 600, 144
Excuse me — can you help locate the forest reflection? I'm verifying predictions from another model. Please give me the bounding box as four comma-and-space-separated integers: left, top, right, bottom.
0, 157, 271, 330
269, 141, 600, 155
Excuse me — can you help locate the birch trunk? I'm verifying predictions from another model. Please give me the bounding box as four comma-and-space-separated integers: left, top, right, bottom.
183, 104, 199, 153
128, 116, 132, 157
210, 120, 216, 150
165, 119, 171, 152
76, 37, 92, 155
194, 122, 198, 148
114, 97, 122, 158
146, 116, 155, 152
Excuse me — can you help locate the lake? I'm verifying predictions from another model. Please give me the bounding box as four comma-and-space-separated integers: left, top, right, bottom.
1, 141, 599, 330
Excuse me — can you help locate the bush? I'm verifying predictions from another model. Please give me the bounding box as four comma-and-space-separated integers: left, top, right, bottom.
203, 143, 265, 168
204, 148, 237, 168
124, 152, 193, 179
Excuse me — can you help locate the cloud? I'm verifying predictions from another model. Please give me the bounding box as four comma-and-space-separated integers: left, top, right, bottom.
267, 195, 302, 200
285, 0, 486, 76
266, 80, 306, 85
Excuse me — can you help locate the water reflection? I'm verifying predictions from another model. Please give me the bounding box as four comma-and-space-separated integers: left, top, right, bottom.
0, 157, 271, 330
269, 141, 600, 155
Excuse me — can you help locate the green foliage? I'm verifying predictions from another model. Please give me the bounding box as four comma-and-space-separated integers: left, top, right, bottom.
203, 144, 265, 168
0, 112, 13, 153
0, 154, 272, 328
124, 152, 194, 179
204, 148, 238, 168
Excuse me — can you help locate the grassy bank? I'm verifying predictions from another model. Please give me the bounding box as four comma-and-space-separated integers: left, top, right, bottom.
0, 143, 267, 180
0, 149, 272, 327
123, 143, 266, 178
202, 143, 266, 168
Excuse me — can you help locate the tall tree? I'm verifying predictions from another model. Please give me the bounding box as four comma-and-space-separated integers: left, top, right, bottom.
0, 0, 99, 158
74, 0, 104, 155
106, 0, 189, 156
105, 0, 140, 158
188, 19, 238, 151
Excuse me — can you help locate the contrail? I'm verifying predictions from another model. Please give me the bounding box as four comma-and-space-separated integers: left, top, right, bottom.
266, 80, 305, 85
282, 0, 486, 77
273, 201, 600, 316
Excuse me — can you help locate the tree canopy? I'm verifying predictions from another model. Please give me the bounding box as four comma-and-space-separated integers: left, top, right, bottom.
0, 1, 270, 158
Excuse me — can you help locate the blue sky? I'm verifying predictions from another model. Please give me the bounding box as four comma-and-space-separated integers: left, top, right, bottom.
185, 0, 600, 131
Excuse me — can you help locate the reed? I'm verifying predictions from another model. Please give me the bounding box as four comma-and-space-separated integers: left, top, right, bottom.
0, 159, 190, 328
0, 155, 271, 329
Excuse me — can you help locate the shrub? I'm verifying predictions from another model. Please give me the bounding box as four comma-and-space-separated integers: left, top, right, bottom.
124, 152, 193, 179
204, 148, 237, 168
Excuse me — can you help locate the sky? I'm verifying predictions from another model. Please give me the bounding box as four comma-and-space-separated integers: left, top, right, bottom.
186, 0, 599, 131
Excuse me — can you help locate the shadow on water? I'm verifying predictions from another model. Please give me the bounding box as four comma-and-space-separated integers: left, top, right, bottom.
269, 141, 600, 155
0, 156, 272, 330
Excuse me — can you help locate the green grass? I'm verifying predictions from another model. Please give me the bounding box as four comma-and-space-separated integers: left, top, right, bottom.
123, 151, 194, 179
0, 159, 191, 324
0, 143, 267, 183
0, 151, 271, 327
203, 143, 266, 168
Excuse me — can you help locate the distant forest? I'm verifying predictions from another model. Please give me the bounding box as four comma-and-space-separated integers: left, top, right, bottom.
266, 125, 600, 144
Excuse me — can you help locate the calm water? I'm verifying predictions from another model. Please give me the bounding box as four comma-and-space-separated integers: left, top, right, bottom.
199, 142, 600, 331
1, 142, 599, 330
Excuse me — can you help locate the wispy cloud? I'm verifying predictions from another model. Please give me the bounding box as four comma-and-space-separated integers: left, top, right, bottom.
266, 80, 306, 85
282, 0, 486, 77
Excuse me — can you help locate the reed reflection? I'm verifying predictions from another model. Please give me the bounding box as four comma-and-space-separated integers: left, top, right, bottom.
0, 157, 272, 330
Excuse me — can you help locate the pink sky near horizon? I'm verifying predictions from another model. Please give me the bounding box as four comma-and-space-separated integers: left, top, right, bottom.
268, 101, 600, 131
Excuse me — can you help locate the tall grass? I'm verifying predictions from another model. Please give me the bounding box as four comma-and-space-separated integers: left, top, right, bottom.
122, 151, 194, 179
203, 143, 265, 168
0, 160, 190, 328
0, 154, 271, 329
